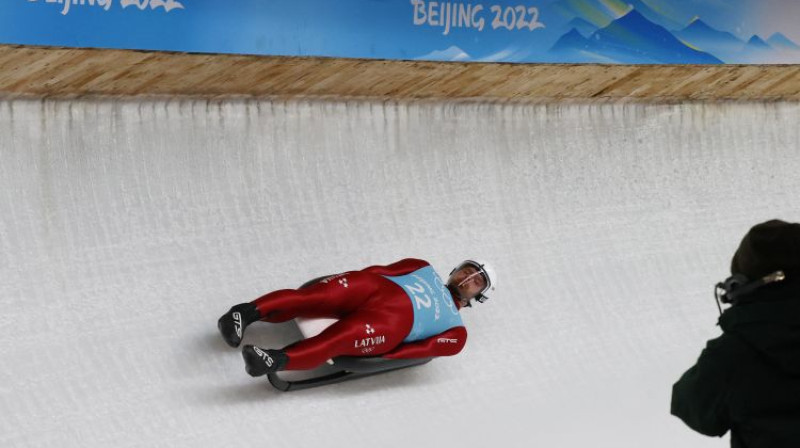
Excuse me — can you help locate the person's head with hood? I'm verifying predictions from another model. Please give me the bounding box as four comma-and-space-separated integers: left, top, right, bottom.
731, 219, 800, 283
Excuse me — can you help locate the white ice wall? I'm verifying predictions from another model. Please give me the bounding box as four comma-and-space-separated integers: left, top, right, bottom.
1, 99, 799, 448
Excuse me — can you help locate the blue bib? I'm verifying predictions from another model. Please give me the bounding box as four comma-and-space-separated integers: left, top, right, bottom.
383, 266, 463, 342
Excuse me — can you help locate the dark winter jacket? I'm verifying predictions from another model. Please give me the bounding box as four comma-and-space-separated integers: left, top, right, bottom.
671, 281, 800, 447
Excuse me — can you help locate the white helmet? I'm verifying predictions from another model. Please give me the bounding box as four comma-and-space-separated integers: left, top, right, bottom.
448, 259, 497, 305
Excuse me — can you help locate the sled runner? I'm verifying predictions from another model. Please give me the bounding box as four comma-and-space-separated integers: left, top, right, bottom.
266, 277, 433, 391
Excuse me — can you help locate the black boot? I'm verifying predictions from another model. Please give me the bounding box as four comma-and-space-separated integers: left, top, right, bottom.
242, 345, 289, 377
217, 303, 260, 348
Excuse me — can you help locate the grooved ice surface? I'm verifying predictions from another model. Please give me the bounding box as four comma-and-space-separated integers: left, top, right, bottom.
1, 99, 799, 447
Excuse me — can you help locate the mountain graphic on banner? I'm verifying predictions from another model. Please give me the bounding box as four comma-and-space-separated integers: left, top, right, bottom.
672, 18, 800, 63
746, 35, 771, 49
736, 34, 800, 63
549, 9, 721, 64
767, 33, 800, 50
551, 0, 683, 31
417, 46, 470, 62
561, 17, 599, 38
549, 28, 611, 63
404, 0, 800, 64
674, 18, 743, 52
550, 0, 618, 27
621, 0, 683, 31
738, 35, 776, 62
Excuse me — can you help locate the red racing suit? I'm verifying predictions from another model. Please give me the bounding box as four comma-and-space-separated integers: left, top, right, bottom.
251, 258, 468, 370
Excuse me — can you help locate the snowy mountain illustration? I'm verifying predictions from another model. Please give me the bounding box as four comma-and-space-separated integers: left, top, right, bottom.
623, 0, 683, 31
735, 34, 800, 63
542, 0, 800, 64
673, 18, 744, 62
410, 0, 800, 64
738, 35, 775, 63
746, 35, 771, 50
767, 33, 800, 51
417, 46, 470, 62
551, 0, 682, 31
549, 9, 721, 64
550, 0, 617, 27
561, 17, 598, 38
549, 28, 613, 63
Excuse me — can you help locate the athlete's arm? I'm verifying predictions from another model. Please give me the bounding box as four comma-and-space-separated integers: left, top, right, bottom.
382, 326, 467, 359
360, 258, 430, 276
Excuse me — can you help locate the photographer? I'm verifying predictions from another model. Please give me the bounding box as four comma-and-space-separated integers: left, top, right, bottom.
672, 219, 800, 447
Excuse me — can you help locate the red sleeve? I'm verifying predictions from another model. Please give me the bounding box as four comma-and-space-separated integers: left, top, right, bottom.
360, 258, 430, 276
382, 326, 467, 359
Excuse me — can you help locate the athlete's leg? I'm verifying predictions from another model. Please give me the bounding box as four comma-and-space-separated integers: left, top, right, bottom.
242, 303, 413, 375
218, 271, 377, 348
252, 272, 377, 322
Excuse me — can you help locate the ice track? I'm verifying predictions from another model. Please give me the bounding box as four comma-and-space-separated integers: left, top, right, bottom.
2, 99, 800, 447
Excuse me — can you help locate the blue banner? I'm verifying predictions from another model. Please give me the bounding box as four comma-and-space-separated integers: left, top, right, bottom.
2, 1, 800, 64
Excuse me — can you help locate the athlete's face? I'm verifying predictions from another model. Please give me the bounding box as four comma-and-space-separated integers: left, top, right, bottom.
449, 265, 487, 301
